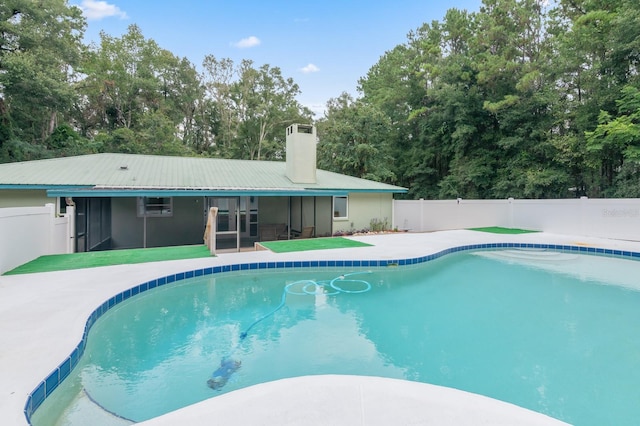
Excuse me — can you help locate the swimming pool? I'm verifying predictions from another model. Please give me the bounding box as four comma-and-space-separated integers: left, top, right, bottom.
29, 247, 640, 426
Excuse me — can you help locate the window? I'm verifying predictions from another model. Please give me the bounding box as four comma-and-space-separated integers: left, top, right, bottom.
333, 196, 348, 219
137, 197, 173, 217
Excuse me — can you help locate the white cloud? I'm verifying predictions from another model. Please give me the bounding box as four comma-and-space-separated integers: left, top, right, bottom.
232, 36, 261, 48
300, 63, 320, 74
79, 0, 128, 21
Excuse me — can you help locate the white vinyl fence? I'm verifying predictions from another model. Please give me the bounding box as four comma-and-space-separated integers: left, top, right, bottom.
0, 204, 74, 274
3, 198, 640, 275
393, 197, 640, 241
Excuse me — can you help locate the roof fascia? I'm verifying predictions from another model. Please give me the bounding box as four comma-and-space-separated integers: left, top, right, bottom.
330, 188, 407, 194
0, 184, 93, 190
46, 188, 352, 197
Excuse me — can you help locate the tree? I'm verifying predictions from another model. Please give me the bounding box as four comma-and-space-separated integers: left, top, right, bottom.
359, 21, 443, 197
548, 0, 640, 196
201, 55, 237, 155
77, 25, 201, 156
317, 93, 396, 183
586, 85, 640, 195
0, 0, 86, 162
156, 53, 207, 154
474, 0, 570, 198
202, 57, 312, 160
45, 123, 96, 157
80, 25, 166, 131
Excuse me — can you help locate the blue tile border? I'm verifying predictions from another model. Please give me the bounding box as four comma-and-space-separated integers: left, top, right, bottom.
23, 242, 640, 423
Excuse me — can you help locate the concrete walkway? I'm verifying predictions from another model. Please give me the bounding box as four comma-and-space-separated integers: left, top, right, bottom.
3, 230, 640, 426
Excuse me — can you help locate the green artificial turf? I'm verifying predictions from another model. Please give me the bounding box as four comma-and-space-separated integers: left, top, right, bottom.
258, 237, 372, 253
4, 245, 212, 275
468, 226, 538, 234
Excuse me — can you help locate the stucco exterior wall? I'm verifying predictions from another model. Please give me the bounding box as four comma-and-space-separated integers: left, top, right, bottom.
333, 192, 394, 233
0, 190, 50, 208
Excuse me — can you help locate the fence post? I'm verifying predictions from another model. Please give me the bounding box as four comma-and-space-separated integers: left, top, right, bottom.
419, 198, 424, 232
508, 198, 514, 229
204, 207, 218, 255
65, 205, 76, 253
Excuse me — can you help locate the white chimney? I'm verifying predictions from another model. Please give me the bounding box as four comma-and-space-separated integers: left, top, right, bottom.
286, 124, 317, 184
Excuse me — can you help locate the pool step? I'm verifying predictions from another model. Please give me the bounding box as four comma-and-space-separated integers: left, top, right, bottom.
476, 249, 578, 262
58, 389, 134, 426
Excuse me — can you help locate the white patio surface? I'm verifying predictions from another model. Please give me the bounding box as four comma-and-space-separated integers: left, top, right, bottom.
3, 230, 640, 426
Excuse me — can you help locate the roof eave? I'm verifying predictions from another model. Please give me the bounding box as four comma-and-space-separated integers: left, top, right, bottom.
0, 184, 94, 190
340, 188, 407, 194
45, 188, 353, 197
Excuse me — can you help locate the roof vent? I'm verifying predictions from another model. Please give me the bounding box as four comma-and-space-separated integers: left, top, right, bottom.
120, 165, 128, 170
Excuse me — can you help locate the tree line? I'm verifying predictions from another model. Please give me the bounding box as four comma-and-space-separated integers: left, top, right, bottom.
0, 1, 312, 163
2, 0, 639, 199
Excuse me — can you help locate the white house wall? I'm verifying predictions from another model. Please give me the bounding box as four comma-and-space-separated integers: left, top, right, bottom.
333, 193, 394, 233
0, 189, 49, 208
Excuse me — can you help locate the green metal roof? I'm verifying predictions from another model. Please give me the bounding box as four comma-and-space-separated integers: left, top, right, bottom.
0, 153, 406, 197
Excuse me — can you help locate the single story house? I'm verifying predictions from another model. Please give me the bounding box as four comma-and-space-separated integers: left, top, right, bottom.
0, 124, 406, 252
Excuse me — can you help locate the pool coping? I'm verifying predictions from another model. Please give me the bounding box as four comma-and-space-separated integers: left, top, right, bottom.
4, 230, 640, 425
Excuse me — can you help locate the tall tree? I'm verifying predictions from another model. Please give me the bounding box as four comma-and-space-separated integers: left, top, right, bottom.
201, 55, 235, 154
586, 85, 640, 195
202, 56, 312, 160
428, 9, 496, 199
77, 25, 199, 155
549, 0, 640, 196
317, 93, 396, 183
474, 0, 569, 198
0, 0, 86, 162
359, 22, 442, 197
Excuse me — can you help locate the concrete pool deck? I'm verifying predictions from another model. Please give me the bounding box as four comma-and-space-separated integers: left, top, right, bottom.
3, 229, 640, 425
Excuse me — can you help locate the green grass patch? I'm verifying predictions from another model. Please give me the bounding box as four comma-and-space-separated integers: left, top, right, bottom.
258, 237, 372, 253
4, 245, 212, 275
468, 226, 538, 235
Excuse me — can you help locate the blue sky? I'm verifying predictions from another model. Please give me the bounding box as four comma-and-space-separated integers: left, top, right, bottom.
72, 0, 483, 116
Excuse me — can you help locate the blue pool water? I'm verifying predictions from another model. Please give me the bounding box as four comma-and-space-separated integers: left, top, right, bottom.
32, 250, 640, 425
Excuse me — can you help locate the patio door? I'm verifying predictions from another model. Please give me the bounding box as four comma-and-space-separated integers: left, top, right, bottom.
74, 197, 112, 252
207, 197, 240, 251
206, 196, 259, 251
